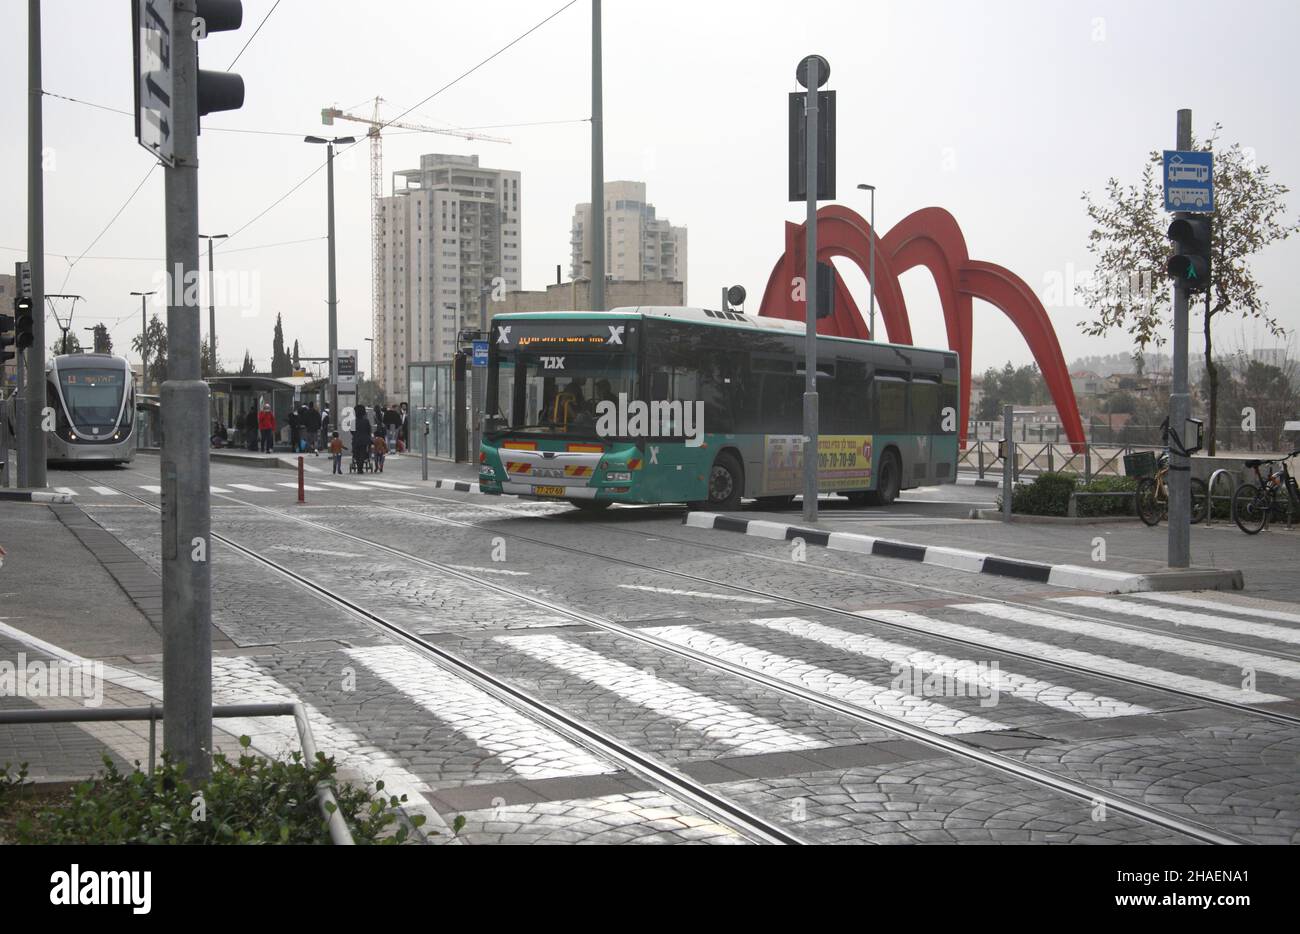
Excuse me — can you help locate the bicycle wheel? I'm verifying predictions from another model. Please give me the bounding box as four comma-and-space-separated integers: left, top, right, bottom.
1190, 477, 1208, 524
1136, 477, 1161, 526
1231, 483, 1267, 535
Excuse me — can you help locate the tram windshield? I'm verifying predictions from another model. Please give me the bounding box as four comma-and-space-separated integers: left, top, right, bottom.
59, 367, 126, 430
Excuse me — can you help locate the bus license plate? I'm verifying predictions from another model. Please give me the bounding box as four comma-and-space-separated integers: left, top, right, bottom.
532, 485, 565, 497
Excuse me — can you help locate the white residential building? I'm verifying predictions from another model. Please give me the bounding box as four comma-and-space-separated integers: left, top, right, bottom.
376, 154, 521, 399
570, 180, 686, 298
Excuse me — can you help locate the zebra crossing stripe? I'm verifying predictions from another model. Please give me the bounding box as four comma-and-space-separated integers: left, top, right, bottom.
360, 480, 413, 489
646, 623, 1011, 734
499, 634, 822, 754
276, 482, 326, 492
868, 608, 1286, 704
344, 645, 613, 778
139, 485, 162, 494
319, 481, 367, 490
229, 483, 272, 492
89, 486, 120, 496
1130, 592, 1300, 626
748, 616, 1151, 719
53, 487, 78, 496
1052, 596, 1300, 646
957, 602, 1300, 681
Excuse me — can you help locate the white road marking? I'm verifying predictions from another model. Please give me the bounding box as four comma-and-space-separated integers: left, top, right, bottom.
346, 645, 613, 778
265, 544, 366, 558
89, 486, 120, 496
648, 623, 1011, 734
1130, 592, 1300, 626
276, 482, 326, 492
447, 564, 531, 576
867, 608, 1286, 704
1053, 596, 1300, 646
618, 584, 773, 604
229, 483, 273, 492
749, 616, 1151, 719
360, 480, 413, 489
958, 602, 1300, 681
318, 481, 367, 490
210, 486, 230, 493
138, 485, 162, 494
501, 634, 821, 754
53, 487, 78, 496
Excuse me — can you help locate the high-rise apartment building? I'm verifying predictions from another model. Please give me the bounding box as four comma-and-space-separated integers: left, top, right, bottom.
571, 181, 686, 298
376, 154, 521, 398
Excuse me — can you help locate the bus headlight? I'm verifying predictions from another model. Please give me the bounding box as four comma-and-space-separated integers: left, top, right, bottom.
605, 471, 631, 482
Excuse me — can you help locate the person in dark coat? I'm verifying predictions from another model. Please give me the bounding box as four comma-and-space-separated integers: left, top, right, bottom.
383, 405, 402, 449
352, 404, 372, 468
303, 402, 322, 455
288, 406, 301, 453
243, 407, 258, 451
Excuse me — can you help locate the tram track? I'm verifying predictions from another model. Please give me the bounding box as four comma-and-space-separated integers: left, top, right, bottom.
75, 472, 1253, 845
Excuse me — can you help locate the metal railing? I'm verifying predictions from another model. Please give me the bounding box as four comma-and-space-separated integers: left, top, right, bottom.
958, 440, 1156, 483
0, 701, 354, 845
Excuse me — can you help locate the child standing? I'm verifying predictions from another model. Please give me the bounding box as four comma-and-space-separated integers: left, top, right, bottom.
371, 430, 388, 473
328, 431, 345, 474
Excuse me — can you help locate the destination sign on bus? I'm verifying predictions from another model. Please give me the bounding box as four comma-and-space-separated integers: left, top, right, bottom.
494, 320, 634, 350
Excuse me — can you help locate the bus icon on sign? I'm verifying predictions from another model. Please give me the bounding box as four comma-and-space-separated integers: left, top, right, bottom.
1168, 187, 1210, 209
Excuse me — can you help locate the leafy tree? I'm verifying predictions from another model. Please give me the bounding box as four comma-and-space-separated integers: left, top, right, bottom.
239, 350, 255, 375
292, 339, 300, 372
976, 362, 1049, 419
130, 314, 167, 389
271, 313, 291, 377
50, 332, 83, 356
201, 338, 223, 378
1078, 124, 1300, 453
90, 323, 112, 354
356, 377, 387, 407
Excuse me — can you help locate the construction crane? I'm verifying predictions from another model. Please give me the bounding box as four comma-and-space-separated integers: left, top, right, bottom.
321, 97, 509, 390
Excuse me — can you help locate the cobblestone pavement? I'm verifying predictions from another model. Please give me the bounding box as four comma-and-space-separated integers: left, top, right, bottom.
21, 466, 1300, 843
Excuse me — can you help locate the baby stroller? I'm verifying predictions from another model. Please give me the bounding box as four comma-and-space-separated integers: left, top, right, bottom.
349, 436, 374, 473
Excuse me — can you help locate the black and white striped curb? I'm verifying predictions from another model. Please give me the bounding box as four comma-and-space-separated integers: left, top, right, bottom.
432, 478, 482, 494
684, 512, 1190, 594
0, 489, 74, 504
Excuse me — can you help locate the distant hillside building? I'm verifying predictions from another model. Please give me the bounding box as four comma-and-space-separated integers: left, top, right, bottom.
571, 181, 687, 300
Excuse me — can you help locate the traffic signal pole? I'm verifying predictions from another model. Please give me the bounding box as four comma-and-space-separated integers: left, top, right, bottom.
25, 0, 46, 488
1167, 108, 1192, 568
801, 57, 820, 524
161, 0, 213, 781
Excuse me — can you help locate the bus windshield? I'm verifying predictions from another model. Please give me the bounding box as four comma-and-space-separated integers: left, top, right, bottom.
59, 368, 125, 429
488, 351, 635, 436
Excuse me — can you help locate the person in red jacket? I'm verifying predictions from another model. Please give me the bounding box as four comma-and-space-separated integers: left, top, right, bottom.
257, 403, 276, 453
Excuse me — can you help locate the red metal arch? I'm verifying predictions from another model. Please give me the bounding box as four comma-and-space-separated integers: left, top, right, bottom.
757, 205, 1084, 449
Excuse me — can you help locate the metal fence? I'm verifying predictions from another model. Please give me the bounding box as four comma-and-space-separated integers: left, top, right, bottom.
958, 439, 1155, 482
967, 420, 1297, 451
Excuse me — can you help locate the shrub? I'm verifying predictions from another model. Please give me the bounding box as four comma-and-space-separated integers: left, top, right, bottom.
8, 737, 426, 845
1075, 476, 1138, 517
997, 472, 1138, 517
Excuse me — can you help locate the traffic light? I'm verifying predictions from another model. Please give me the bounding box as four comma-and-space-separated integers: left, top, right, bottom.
195, 0, 245, 126
1166, 213, 1212, 291
13, 296, 34, 351
0, 312, 14, 366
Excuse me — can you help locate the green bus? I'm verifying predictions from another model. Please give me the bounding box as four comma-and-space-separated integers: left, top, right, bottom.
479, 307, 959, 510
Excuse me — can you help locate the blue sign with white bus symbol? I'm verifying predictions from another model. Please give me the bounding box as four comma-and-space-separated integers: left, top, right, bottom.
1163, 150, 1214, 212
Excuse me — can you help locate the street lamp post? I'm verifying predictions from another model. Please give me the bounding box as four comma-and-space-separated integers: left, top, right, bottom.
857, 183, 876, 340
304, 135, 356, 428
131, 290, 156, 391
199, 233, 228, 374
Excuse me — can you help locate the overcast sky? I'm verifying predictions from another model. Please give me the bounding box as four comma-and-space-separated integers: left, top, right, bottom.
3, 0, 1297, 376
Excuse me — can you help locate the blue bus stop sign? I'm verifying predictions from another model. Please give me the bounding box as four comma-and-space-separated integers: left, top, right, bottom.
1163, 150, 1214, 212
472, 340, 489, 367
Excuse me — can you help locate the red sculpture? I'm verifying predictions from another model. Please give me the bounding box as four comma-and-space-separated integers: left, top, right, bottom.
757, 205, 1085, 449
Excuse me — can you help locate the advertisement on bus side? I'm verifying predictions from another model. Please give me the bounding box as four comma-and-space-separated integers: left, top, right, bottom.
762, 434, 874, 492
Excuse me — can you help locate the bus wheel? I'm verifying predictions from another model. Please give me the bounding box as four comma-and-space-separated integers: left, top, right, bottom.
704, 452, 744, 511
756, 495, 795, 509
864, 450, 901, 506
569, 499, 612, 512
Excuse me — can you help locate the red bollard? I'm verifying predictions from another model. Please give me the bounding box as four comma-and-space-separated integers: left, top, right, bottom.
298, 455, 305, 504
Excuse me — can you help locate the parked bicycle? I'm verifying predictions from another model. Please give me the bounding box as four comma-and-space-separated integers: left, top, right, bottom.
1231, 450, 1300, 534
1135, 449, 1208, 526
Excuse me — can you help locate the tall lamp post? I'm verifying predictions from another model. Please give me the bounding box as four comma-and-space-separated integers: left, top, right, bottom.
856, 183, 876, 340
199, 233, 228, 374
304, 135, 356, 426
131, 290, 156, 391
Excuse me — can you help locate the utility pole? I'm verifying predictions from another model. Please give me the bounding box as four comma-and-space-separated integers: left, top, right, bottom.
304, 136, 353, 422
1167, 108, 1192, 568
800, 56, 821, 524
590, 0, 605, 312
200, 233, 228, 373
25, 0, 46, 488
161, 0, 213, 781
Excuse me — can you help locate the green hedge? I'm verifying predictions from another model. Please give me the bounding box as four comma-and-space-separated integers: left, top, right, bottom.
2, 737, 432, 845
998, 472, 1138, 517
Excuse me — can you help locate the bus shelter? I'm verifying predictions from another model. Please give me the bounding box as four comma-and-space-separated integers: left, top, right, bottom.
408, 359, 466, 461
206, 375, 328, 449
